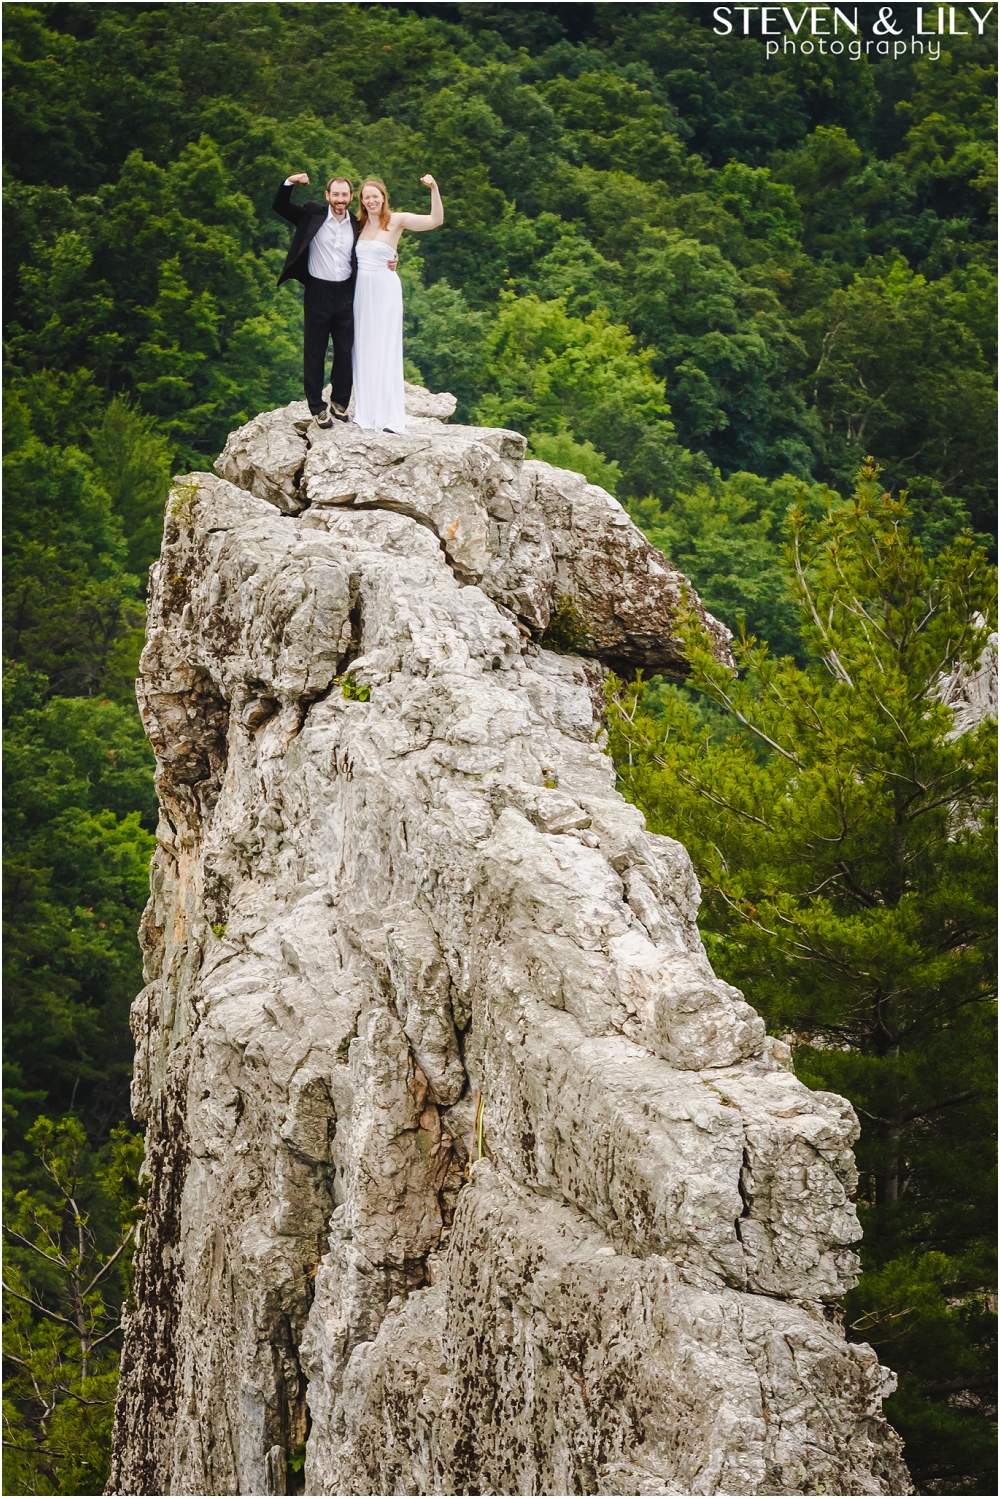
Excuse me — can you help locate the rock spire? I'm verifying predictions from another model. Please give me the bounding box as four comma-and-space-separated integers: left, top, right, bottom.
109, 388, 910, 1496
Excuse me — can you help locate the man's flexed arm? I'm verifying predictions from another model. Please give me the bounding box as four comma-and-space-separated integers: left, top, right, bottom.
272, 173, 310, 225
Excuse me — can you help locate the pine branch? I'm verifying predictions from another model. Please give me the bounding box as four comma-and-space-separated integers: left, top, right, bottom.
2, 1441, 70, 1458
920, 1373, 996, 1397
2, 1280, 79, 1327
3, 1228, 68, 1268
81, 1224, 135, 1297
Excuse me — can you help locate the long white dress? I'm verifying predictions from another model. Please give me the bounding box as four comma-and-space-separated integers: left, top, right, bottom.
352, 240, 405, 433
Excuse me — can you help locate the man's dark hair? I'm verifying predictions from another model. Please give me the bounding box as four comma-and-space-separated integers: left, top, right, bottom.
326, 175, 354, 194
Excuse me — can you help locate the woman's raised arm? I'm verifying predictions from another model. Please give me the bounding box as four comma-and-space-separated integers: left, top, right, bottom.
396, 175, 444, 233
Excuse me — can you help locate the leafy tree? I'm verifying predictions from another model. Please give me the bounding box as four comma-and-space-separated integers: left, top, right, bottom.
770, 113, 994, 277
591, 3, 880, 166
472, 292, 708, 500
88, 398, 175, 580
540, 69, 689, 183
626, 471, 834, 662
399, 249, 488, 421
3, 695, 156, 1148
797, 257, 996, 531
3, 392, 145, 704
609, 464, 997, 1495
512, 216, 622, 319
771, 126, 905, 267
893, 40, 997, 251
627, 228, 817, 477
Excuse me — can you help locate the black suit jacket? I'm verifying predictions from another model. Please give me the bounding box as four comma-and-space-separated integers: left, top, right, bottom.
272, 182, 360, 286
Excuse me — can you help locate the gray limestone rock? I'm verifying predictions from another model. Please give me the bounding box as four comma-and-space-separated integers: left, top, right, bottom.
215, 385, 733, 675
935, 629, 998, 740
109, 394, 910, 1496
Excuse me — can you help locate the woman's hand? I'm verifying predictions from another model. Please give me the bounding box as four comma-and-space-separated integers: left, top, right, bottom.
287, 173, 310, 185
420, 174, 438, 189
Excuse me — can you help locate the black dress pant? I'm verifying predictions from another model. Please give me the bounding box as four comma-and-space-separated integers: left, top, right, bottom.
303, 275, 354, 413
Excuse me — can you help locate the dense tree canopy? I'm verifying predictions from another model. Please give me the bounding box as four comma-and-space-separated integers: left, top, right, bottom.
3, 4, 996, 1492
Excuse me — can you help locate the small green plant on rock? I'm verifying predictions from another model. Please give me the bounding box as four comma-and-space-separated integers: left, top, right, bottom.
341, 676, 371, 702
540, 594, 591, 656
167, 479, 201, 521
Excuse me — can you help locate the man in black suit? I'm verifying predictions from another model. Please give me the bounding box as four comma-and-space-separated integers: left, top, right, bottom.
272, 173, 396, 427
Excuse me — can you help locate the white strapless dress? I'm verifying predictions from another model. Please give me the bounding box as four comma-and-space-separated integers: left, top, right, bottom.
353, 240, 405, 433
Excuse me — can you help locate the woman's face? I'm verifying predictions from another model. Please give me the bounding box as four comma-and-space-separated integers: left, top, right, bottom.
362, 185, 385, 217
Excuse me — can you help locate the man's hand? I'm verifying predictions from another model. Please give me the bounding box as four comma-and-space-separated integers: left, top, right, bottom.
387, 255, 399, 273
287, 173, 310, 185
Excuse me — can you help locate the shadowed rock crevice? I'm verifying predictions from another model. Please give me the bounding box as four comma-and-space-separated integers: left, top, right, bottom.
109, 387, 910, 1496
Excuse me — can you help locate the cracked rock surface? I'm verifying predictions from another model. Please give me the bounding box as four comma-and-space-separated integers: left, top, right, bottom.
109, 389, 910, 1496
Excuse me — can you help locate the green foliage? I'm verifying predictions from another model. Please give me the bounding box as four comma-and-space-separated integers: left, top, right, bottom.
399, 249, 488, 422
472, 293, 705, 501
539, 594, 591, 656
609, 465, 997, 1494
3, 387, 145, 704
844, 1251, 998, 1493
341, 676, 371, 703
628, 471, 834, 664
2, 1117, 144, 1496
627, 228, 816, 478
2, 5, 997, 1488
3, 696, 156, 1148
3, 368, 159, 1157
540, 69, 688, 182
88, 398, 175, 579
527, 429, 621, 494
797, 257, 996, 531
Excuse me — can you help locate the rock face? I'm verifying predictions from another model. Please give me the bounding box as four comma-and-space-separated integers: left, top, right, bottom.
935, 629, 998, 740
109, 389, 910, 1497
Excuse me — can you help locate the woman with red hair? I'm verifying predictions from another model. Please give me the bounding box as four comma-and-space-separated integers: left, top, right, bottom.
353, 174, 444, 433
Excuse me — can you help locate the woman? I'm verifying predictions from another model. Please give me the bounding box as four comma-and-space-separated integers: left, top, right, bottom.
353, 174, 443, 434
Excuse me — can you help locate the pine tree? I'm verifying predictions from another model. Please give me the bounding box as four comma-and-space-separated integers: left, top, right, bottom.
608, 463, 997, 1494
2, 1119, 143, 1496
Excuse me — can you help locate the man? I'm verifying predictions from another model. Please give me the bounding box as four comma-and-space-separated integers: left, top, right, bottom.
272, 173, 396, 427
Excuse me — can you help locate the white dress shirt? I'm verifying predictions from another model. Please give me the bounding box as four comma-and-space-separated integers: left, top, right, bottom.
307, 207, 354, 282
283, 185, 354, 282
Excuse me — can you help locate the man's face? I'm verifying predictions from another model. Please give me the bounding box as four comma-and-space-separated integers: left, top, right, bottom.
325, 181, 352, 217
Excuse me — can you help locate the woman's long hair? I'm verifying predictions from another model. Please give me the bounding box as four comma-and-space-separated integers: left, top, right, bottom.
357, 178, 392, 231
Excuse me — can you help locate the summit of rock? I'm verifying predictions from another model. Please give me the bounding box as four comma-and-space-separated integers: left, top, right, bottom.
212, 382, 733, 679
109, 390, 910, 1496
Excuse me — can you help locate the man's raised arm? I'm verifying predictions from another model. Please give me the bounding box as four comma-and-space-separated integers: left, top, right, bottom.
272, 173, 310, 225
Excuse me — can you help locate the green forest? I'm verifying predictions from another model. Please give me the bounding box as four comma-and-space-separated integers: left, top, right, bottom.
3, 3, 996, 1493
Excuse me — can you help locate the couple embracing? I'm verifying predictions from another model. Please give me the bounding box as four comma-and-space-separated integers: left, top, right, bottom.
273, 171, 443, 434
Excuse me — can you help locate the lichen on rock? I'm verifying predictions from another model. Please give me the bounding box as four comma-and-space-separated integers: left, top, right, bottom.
109, 386, 910, 1496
